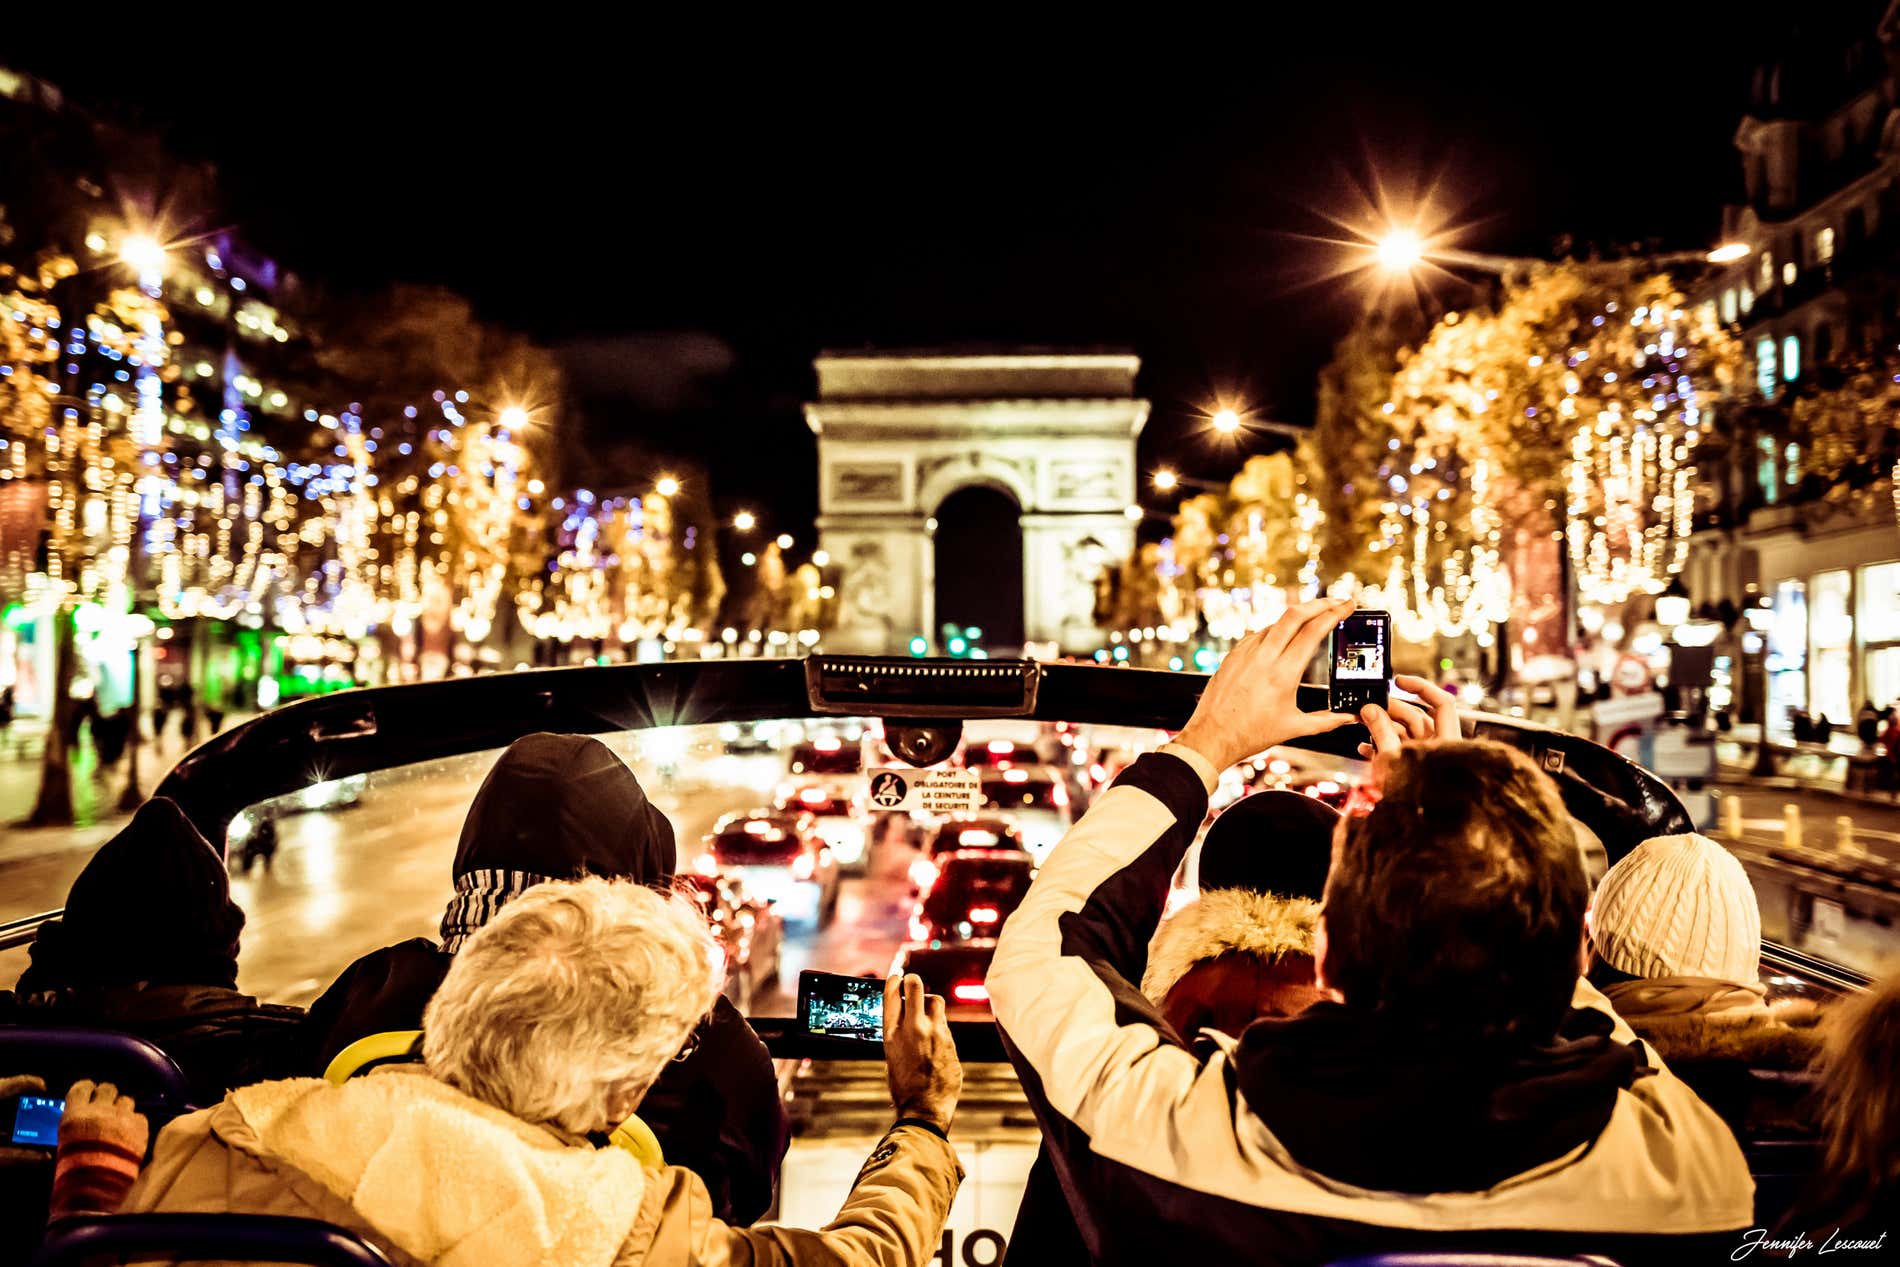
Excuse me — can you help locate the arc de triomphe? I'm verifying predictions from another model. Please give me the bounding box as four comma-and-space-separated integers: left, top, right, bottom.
807, 351, 1147, 654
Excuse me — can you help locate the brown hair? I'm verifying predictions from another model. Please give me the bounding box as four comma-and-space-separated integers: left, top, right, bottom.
1322, 740, 1587, 1039
1808, 975, 1900, 1224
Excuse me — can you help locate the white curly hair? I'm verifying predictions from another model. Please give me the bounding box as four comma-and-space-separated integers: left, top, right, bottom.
422, 876, 724, 1134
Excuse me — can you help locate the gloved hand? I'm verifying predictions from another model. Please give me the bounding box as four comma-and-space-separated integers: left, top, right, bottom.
50, 1079, 150, 1217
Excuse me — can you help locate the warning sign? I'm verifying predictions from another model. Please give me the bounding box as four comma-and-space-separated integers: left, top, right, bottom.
866, 767, 982, 815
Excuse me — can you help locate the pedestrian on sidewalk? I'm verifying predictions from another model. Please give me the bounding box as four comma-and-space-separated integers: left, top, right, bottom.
0, 685, 13, 759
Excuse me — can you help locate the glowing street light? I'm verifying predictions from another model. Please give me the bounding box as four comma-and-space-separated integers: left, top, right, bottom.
118, 234, 168, 278
498, 406, 530, 431
775, 533, 794, 549
654, 475, 681, 498
1211, 408, 1242, 436
1123, 504, 1145, 521
812, 549, 830, 567
1374, 229, 1424, 273
1706, 242, 1751, 264
741, 551, 757, 566
732, 510, 756, 532
1152, 469, 1179, 492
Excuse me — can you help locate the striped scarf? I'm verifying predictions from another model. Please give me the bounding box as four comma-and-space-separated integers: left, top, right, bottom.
440, 869, 549, 953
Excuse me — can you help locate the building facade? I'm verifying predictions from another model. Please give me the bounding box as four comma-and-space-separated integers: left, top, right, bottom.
1685, 2, 1900, 731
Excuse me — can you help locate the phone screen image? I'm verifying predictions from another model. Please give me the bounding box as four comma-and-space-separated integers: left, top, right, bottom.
1330, 610, 1391, 710
6, 1094, 64, 1148
799, 971, 885, 1043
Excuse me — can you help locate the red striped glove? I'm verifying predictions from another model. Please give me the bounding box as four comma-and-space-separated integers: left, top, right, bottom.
50, 1079, 149, 1220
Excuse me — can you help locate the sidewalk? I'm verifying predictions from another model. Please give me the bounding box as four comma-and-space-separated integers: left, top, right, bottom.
0, 714, 251, 866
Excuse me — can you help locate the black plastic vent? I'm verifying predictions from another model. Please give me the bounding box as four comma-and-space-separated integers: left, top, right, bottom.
804, 656, 1041, 718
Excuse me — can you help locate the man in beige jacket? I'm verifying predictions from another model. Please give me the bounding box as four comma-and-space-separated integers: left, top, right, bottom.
122, 877, 964, 1267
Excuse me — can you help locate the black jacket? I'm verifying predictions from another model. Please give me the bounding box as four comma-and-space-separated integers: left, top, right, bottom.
296, 733, 789, 1224
8, 798, 299, 1105
988, 750, 1756, 1267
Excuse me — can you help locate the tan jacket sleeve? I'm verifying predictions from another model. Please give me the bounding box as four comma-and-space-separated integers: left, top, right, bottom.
628, 1124, 962, 1267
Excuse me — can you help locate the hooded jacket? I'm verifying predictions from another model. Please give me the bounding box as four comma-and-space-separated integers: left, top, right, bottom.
987, 747, 1755, 1266
296, 734, 788, 1224
121, 1065, 960, 1267
1601, 975, 1826, 1144
1, 798, 302, 1104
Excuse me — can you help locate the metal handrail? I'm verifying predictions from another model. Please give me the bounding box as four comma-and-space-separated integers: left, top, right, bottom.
0, 909, 63, 952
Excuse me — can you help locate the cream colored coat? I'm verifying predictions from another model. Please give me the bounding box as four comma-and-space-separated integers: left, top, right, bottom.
122, 1067, 961, 1267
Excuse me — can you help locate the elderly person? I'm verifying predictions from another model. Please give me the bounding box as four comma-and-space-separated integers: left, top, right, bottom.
123, 878, 964, 1267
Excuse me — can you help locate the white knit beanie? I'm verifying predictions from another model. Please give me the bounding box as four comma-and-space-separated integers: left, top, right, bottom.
1592, 833, 1761, 983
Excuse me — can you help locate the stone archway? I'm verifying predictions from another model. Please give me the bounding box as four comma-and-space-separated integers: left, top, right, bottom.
933, 484, 1024, 650
807, 352, 1147, 655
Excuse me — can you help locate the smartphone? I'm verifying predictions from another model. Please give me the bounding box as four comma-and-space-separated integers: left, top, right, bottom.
798, 970, 885, 1043
1329, 609, 1391, 713
3, 1093, 63, 1150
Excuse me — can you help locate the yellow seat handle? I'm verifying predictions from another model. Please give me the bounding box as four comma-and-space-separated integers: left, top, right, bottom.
323, 1030, 425, 1085
607, 1112, 666, 1169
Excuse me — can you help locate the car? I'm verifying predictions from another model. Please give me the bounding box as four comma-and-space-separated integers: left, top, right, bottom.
678, 872, 784, 1012
910, 849, 1035, 943
698, 809, 840, 928
889, 940, 1001, 1014
925, 815, 1029, 859
975, 764, 1073, 861
719, 720, 785, 755
774, 782, 873, 872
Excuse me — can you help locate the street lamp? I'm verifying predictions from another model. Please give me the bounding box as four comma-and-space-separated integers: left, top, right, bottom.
1211, 408, 1242, 436
498, 406, 530, 432
732, 510, 756, 532
1374, 228, 1424, 273
1655, 577, 1692, 629
1123, 504, 1145, 521
654, 475, 681, 498
1706, 242, 1751, 264
775, 533, 794, 550
1152, 469, 1179, 492
117, 234, 167, 279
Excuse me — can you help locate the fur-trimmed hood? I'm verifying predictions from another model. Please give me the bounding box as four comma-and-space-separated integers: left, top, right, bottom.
1602, 976, 1827, 1071
1142, 888, 1318, 1001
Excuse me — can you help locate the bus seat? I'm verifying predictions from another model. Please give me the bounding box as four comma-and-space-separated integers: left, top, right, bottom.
1325, 1255, 1622, 1267
322, 1031, 424, 1085
32, 1213, 393, 1266
0, 1026, 194, 1126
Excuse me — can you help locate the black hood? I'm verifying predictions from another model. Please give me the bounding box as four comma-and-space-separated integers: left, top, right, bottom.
1235, 1002, 1651, 1193
17, 797, 244, 994
1199, 790, 1338, 901
452, 733, 675, 884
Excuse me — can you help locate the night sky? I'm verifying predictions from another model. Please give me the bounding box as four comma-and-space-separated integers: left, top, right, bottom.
22, 16, 1779, 546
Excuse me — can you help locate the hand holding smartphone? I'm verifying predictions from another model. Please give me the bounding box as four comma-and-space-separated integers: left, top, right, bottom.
1329, 609, 1391, 713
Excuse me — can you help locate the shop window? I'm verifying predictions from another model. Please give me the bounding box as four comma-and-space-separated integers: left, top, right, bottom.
1783, 260, 1798, 286
1767, 579, 1807, 740
1721, 288, 1738, 324
1782, 334, 1801, 381
1759, 250, 1775, 291
1858, 561, 1900, 641
1811, 569, 1853, 725
1758, 434, 1781, 503
1757, 337, 1778, 399
1785, 442, 1802, 490
1741, 284, 1756, 315
1816, 225, 1837, 264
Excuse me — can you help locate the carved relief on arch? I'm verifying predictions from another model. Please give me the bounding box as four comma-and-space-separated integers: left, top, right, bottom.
915, 451, 1036, 515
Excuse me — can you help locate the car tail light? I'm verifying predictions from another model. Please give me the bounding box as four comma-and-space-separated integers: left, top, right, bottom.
987, 740, 1014, 755
959, 829, 999, 847
792, 852, 816, 880
1088, 762, 1108, 784
814, 736, 842, 752
952, 982, 989, 1003
968, 906, 999, 924
1002, 768, 1029, 784
799, 787, 828, 806
694, 853, 719, 877
909, 858, 938, 892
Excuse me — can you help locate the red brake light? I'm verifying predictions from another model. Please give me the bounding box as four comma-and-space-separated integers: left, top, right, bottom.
968, 906, 1000, 924
952, 982, 989, 1003
799, 787, 828, 806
